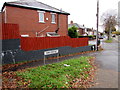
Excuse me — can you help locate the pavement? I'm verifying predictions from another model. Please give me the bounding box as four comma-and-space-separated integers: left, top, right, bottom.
88, 37, 119, 88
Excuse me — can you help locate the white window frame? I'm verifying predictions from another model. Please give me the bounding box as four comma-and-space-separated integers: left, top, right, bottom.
51, 13, 56, 24
38, 11, 45, 23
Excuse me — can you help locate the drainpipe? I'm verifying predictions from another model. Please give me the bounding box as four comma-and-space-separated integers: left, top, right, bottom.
56, 13, 60, 33
66, 15, 68, 36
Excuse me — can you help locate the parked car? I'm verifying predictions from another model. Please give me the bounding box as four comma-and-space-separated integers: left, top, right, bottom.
112, 34, 116, 37
99, 36, 103, 39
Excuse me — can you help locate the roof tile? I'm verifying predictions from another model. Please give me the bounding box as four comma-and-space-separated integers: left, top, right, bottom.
3, 0, 70, 15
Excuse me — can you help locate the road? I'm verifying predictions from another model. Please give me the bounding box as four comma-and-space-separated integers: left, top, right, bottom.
88, 37, 119, 88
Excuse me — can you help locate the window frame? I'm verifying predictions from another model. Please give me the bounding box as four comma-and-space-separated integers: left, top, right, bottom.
38, 11, 45, 23
51, 13, 56, 24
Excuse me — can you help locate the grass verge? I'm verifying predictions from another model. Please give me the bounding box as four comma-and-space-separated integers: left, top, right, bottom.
104, 38, 112, 43
15, 56, 96, 88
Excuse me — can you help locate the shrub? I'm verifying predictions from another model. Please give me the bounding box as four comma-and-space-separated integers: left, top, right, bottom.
78, 35, 96, 40
68, 26, 78, 38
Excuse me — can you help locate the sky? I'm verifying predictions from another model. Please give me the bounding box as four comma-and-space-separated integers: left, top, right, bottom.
0, 0, 119, 32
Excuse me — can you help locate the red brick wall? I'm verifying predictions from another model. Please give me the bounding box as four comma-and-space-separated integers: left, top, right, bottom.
1, 6, 6, 23
0, 13, 2, 23
5, 6, 68, 37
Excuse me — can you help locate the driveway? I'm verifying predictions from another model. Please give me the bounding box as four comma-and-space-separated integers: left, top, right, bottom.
88, 38, 119, 88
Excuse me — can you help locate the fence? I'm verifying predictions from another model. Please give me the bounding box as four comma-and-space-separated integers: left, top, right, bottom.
1, 23, 89, 51
1, 23, 91, 64
0, 23, 2, 39
21, 36, 88, 51
1, 23, 20, 39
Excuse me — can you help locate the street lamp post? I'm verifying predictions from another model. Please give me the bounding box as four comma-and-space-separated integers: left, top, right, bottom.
96, 0, 99, 51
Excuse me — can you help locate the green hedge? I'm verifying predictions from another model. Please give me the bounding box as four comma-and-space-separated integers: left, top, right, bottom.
78, 35, 96, 40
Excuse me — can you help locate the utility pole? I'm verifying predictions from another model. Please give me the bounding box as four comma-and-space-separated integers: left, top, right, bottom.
109, 23, 111, 40
109, 17, 112, 40
96, 0, 99, 51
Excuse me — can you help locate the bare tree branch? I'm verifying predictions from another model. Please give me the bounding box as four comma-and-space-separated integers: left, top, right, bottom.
101, 9, 118, 40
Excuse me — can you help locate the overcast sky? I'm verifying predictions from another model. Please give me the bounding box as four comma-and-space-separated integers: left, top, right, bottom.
0, 0, 119, 32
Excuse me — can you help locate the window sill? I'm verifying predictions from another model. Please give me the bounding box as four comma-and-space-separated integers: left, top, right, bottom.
39, 21, 45, 23
51, 22, 56, 24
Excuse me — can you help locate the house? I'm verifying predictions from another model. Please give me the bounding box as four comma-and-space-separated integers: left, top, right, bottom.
68, 21, 85, 35
93, 29, 97, 35
86, 28, 94, 35
1, 0, 70, 37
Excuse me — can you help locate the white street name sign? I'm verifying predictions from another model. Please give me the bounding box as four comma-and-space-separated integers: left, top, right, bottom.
44, 49, 59, 55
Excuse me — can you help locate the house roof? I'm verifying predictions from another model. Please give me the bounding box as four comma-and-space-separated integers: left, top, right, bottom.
1, 0, 70, 15
68, 23, 85, 29
68, 23, 95, 32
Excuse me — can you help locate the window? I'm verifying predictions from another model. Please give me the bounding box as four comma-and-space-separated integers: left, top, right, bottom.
38, 11, 45, 23
51, 13, 56, 23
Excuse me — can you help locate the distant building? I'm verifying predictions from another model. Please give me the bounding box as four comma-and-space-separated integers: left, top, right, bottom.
68, 21, 85, 35
68, 21, 97, 36
86, 28, 94, 35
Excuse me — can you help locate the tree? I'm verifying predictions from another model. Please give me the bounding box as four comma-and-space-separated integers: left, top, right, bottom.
101, 9, 117, 40
68, 26, 78, 38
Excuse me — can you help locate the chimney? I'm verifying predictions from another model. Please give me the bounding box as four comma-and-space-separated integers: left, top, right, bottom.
70, 20, 73, 24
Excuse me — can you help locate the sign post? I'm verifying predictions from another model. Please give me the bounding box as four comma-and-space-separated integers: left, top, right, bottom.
44, 55, 45, 65
57, 53, 59, 62
44, 49, 59, 65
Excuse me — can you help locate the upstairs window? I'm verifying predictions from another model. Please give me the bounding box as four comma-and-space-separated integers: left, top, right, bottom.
51, 13, 56, 24
38, 11, 45, 23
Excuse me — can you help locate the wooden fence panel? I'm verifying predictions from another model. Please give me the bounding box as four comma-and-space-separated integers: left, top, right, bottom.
1, 23, 20, 40
0, 23, 2, 39
21, 36, 88, 51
